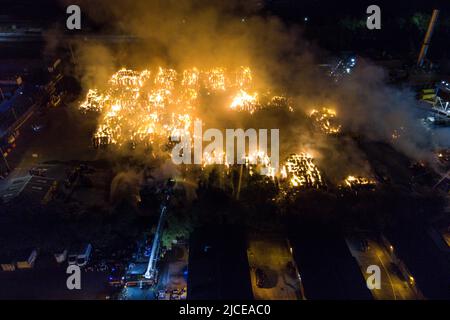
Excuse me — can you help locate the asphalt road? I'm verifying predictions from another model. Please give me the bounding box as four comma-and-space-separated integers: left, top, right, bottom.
247, 234, 304, 300
346, 236, 421, 300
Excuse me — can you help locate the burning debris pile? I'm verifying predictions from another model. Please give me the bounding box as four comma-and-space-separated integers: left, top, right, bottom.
309, 108, 341, 135
78, 67, 350, 190
281, 153, 325, 189
342, 175, 376, 189
229, 89, 259, 114
80, 67, 195, 148
67, 0, 443, 201
77, 66, 382, 193
79, 66, 286, 149
244, 151, 277, 178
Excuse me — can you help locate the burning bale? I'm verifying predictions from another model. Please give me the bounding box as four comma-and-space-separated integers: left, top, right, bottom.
341, 175, 377, 190
79, 66, 291, 153
309, 108, 341, 135
229, 89, 259, 114
281, 153, 325, 189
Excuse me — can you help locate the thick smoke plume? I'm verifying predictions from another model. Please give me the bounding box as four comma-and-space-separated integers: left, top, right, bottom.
59, 0, 437, 182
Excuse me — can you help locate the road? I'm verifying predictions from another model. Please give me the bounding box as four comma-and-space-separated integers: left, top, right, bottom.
346, 236, 421, 300
247, 234, 304, 300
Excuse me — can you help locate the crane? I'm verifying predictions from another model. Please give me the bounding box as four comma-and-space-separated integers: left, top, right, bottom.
144, 179, 175, 281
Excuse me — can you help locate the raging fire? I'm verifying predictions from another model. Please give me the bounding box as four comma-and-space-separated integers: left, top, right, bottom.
343, 175, 376, 188
80, 66, 290, 150
79, 67, 331, 189
281, 153, 325, 188
309, 108, 341, 134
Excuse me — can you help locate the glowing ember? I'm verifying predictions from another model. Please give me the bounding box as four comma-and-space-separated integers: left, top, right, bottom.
154, 67, 177, 90
309, 108, 341, 134
343, 175, 376, 188
205, 67, 226, 91
243, 150, 276, 178
181, 68, 200, 88
80, 66, 289, 151
269, 95, 294, 112
230, 89, 259, 113
202, 150, 227, 167
80, 68, 194, 148
282, 153, 324, 188
235, 66, 252, 89
80, 89, 106, 112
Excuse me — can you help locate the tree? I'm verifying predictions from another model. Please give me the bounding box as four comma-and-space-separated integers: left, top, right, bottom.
411, 12, 430, 34
161, 213, 193, 250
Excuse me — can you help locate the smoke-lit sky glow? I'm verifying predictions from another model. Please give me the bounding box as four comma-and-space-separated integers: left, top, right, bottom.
68, 0, 444, 186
